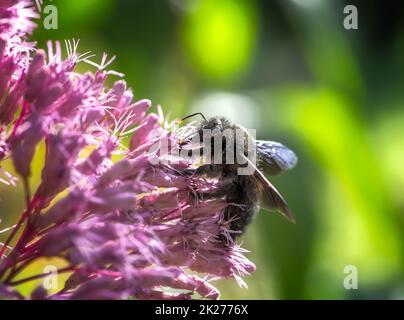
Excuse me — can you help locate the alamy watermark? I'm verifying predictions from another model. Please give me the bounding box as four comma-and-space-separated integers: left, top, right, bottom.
43, 264, 59, 290
36, 0, 59, 30
147, 127, 257, 176
343, 265, 358, 290
343, 5, 358, 30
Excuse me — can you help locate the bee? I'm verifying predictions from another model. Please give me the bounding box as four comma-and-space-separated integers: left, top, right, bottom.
178, 113, 298, 238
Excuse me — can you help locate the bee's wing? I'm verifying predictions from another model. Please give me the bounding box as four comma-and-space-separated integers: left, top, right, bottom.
242, 154, 296, 223
256, 140, 297, 176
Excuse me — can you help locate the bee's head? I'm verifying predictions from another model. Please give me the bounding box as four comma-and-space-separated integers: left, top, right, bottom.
201, 117, 226, 131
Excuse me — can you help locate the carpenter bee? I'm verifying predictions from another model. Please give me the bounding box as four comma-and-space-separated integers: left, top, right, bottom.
178, 113, 298, 238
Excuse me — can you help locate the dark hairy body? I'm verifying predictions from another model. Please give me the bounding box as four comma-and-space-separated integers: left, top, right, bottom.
193, 117, 260, 236
180, 116, 297, 238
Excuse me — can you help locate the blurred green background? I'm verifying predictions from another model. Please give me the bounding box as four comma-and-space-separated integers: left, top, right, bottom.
2, 0, 404, 299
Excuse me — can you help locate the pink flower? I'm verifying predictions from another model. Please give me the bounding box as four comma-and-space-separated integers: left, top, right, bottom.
0, 0, 39, 37
0, 0, 257, 300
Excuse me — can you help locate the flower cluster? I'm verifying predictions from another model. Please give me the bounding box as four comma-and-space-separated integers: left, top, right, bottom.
0, 0, 255, 299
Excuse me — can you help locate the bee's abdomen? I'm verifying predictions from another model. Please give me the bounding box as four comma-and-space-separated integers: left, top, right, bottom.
224, 176, 259, 237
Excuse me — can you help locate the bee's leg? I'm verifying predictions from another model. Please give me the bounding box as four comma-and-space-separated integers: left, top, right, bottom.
195, 164, 224, 178
185, 179, 236, 208
175, 164, 223, 179
173, 163, 218, 175
177, 168, 197, 176
174, 164, 235, 203
197, 175, 238, 200
186, 179, 202, 206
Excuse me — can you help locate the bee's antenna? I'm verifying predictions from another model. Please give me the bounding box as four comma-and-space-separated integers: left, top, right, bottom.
180, 112, 207, 123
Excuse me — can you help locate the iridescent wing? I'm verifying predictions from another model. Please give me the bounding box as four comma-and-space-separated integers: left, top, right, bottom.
241, 154, 296, 223
256, 140, 298, 176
